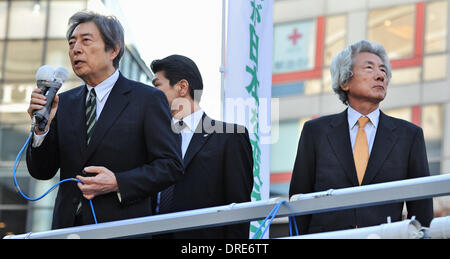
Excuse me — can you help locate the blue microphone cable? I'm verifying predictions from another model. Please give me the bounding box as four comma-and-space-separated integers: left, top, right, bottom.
13, 131, 98, 224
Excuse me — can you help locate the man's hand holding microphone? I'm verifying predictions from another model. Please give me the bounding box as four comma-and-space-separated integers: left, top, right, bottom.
27, 65, 67, 134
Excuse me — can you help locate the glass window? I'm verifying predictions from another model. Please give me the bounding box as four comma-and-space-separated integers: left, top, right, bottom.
46, 40, 78, 81
0, 40, 4, 80
389, 67, 421, 85
8, 1, 48, 39
322, 67, 333, 93
384, 107, 411, 122
0, 113, 30, 161
129, 61, 139, 81
304, 79, 321, 95
119, 51, 130, 76
271, 120, 301, 173
48, 1, 86, 38
423, 54, 447, 81
4, 40, 44, 81
273, 19, 317, 74
422, 104, 443, 160
0, 1, 7, 39
324, 15, 346, 66
425, 1, 448, 54
368, 4, 415, 60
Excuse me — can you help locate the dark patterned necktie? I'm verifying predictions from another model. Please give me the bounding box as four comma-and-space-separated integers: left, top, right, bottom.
158, 185, 175, 214
158, 120, 186, 214
86, 88, 97, 145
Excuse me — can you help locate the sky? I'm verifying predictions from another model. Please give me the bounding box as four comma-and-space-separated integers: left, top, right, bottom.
117, 0, 224, 119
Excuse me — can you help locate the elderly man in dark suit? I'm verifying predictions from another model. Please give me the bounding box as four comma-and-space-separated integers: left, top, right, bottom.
151, 55, 254, 239
289, 40, 433, 235
26, 11, 183, 229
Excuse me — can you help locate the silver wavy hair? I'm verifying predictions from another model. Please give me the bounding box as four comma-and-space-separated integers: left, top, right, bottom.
330, 40, 392, 105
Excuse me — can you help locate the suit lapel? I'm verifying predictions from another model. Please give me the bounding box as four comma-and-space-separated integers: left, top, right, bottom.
84, 74, 131, 162
327, 109, 359, 186
362, 111, 398, 185
183, 113, 214, 168
69, 85, 88, 157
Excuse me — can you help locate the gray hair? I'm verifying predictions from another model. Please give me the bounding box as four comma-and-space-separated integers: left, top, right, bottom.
67, 10, 125, 69
330, 40, 392, 105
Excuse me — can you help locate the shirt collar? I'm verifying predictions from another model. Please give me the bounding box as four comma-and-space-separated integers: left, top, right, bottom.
173, 109, 204, 132
348, 105, 380, 129
86, 70, 119, 102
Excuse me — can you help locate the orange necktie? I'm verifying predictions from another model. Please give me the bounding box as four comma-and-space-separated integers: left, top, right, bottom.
354, 117, 370, 185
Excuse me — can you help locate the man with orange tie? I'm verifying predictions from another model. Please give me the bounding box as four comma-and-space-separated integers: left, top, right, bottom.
289, 40, 433, 235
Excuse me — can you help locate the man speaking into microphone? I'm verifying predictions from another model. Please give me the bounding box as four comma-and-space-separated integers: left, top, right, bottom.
26, 11, 183, 229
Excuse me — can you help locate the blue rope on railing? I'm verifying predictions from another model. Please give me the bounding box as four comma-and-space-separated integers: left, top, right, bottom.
252, 200, 299, 239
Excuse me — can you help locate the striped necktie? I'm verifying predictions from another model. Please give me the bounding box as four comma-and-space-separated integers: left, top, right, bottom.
86, 88, 97, 145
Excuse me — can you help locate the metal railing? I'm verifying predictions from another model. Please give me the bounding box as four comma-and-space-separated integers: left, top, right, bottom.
5, 174, 450, 239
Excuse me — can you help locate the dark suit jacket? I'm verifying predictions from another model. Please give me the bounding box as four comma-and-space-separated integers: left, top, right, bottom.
289, 109, 433, 234
159, 113, 254, 239
26, 73, 183, 229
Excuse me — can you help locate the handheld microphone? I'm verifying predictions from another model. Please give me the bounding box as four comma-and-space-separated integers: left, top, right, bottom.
33, 66, 68, 132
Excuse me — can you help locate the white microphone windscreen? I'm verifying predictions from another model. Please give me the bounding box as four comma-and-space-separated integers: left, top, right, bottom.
36, 65, 55, 81
54, 67, 69, 83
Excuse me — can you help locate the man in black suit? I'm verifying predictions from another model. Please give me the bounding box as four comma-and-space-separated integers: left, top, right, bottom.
150, 55, 254, 239
26, 11, 183, 229
289, 40, 433, 235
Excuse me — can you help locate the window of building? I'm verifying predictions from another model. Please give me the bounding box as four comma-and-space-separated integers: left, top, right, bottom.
422, 104, 443, 175
273, 19, 317, 74
4, 40, 44, 82
270, 120, 301, 174
383, 107, 412, 122
368, 3, 425, 85
119, 51, 131, 77
48, 1, 86, 38
8, 1, 48, 39
322, 67, 333, 93
323, 14, 346, 93
389, 67, 421, 85
0, 40, 4, 80
270, 119, 300, 196
324, 15, 347, 67
425, 1, 448, 54
272, 14, 346, 96
272, 17, 324, 84
270, 117, 311, 196
368, 4, 416, 60
0, 1, 7, 40
423, 54, 447, 81
46, 40, 79, 81
423, 0, 448, 81
0, 113, 30, 161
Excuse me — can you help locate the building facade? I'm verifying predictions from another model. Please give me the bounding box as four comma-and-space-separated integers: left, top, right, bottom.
270, 0, 449, 237
0, 0, 152, 237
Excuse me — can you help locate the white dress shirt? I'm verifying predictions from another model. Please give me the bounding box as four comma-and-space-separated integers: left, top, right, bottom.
173, 109, 204, 159
32, 70, 119, 147
347, 105, 380, 156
